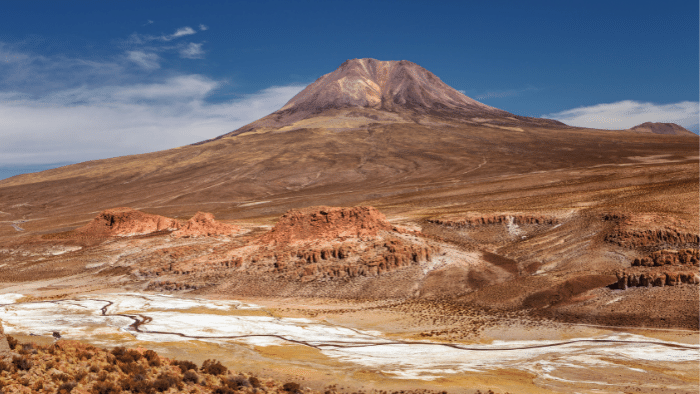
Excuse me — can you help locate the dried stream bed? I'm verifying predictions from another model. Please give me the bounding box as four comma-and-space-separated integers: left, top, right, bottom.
1, 293, 698, 393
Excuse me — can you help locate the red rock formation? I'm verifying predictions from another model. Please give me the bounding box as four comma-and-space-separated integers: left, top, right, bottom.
632, 249, 699, 267
616, 269, 700, 289
75, 207, 180, 237
136, 206, 438, 288
258, 206, 393, 245
171, 212, 239, 238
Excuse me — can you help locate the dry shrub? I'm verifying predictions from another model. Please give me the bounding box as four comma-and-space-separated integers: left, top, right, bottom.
53, 372, 74, 383
5, 335, 18, 350
75, 370, 88, 382
18, 343, 36, 355
249, 376, 261, 388
119, 376, 154, 394
182, 370, 199, 384
90, 364, 101, 373
12, 355, 32, 371
91, 381, 122, 394
224, 375, 250, 389
143, 349, 161, 367
0, 360, 11, 372
58, 381, 78, 393
213, 387, 236, 394
111, 347, 142, 364
283, 382, 301, 392
152, 373, 181, 392
171, 359, 197, 371
118, 361, 146, 375
201, 359, 227, 375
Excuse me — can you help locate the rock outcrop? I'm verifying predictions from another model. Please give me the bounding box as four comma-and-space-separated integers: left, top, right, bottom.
632, 249, 699, 267
75, 207, 180, 237
171, 212, 239, 238
429, 214, 557, 228
136, 206, 438, 296
258, 206, 394, 245
616, 270, 700, 289
603, 213, 699, 249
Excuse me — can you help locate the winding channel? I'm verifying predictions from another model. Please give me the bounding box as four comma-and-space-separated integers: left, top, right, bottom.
4, 296, 696, 353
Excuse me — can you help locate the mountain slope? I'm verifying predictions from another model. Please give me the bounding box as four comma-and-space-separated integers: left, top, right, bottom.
0, 58, 697, 235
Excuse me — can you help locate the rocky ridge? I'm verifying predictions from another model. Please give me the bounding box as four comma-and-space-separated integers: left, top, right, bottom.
75, 208, 180, 237
172, 212, 240, 238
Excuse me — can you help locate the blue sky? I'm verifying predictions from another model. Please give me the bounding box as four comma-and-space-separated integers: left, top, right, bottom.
0, 0, 697, 177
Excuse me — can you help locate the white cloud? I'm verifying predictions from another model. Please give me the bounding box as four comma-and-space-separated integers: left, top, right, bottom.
544, 100, 699, 132
199, 24, 208, 31
0, 76, 305, 165
127, 26, 198, 44
126, 51, 160, 70
179, 43, 204, 59
170, 26, 197, 39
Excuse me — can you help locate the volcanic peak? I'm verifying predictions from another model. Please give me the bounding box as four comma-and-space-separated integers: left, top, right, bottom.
280, 58, 505, 115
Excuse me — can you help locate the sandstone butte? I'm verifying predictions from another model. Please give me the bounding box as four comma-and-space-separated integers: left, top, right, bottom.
257, 206, 393, 245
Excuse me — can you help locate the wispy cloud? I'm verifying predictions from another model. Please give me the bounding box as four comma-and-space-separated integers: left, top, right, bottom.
127, 26, 200, 44
0, 73, 304, 165
179, 43, 204, 59
169, 26, 197, 40
543, 100, 699, 132
199, 24, 208, 31
126, 51, 160, 70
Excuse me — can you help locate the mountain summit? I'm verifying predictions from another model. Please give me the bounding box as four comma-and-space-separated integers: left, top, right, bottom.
280, 58, 505, 115
221, 58, 538, 137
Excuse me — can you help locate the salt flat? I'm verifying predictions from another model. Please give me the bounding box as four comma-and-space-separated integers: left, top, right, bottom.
1, 292, 697, 391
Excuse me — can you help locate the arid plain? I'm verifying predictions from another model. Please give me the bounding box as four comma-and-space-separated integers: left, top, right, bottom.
1, 59, 698, 393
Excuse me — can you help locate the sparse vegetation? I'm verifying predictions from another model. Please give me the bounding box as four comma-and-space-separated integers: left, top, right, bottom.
0, 337, 476, 394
